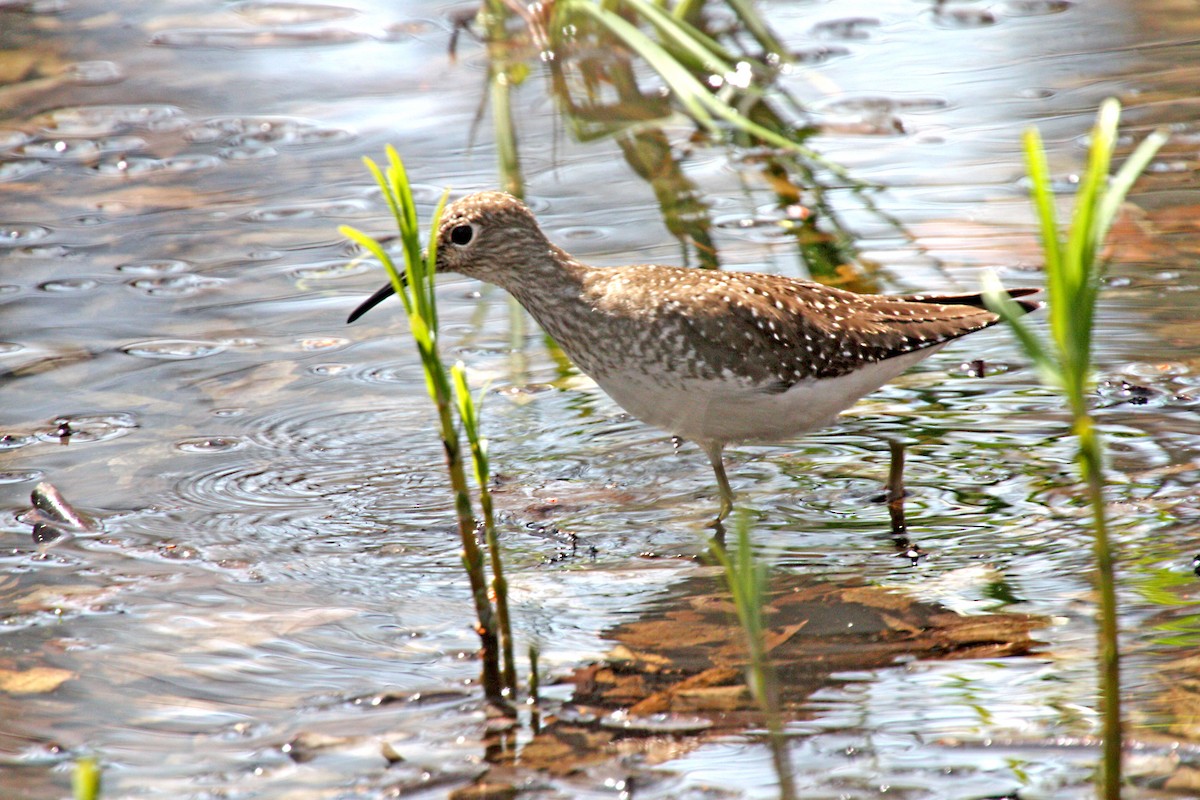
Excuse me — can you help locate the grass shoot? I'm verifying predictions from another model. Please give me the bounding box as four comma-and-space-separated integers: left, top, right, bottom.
985, 98, 1167, 799
340, 147, 518, 702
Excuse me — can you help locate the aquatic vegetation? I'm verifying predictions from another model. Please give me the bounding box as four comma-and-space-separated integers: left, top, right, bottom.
470, 0, 870, 279
709, 515, 796, 800
340, 148, 518, 703
985, 98, 1168, 799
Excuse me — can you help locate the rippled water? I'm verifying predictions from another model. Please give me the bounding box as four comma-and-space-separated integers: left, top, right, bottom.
2, 0, 1199, 797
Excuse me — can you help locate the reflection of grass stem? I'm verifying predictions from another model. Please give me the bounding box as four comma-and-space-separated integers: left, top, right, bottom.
483, 0, 525, 197
475, 2, 878, 276
555, 2, 848, 179
709, 516, 796, 800
528, 643, 541, 728
985, 99, 1166, 800
340, 148, 517, 702
724, 0, 788, 56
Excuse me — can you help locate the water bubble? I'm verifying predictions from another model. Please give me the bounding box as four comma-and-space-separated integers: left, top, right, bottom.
934, 7, 997, 27
64, 61, 124, 84
0, 433, 39, 451
1016, 173, 1079, 194
791, 45, 850, 64
1016, 87, 1055, 99
93, 153, 220, 176
238, 200, 365, 223
0, 224, 51, 246
355, 362, 424, 385
230, 1, 359, 25
819, 96, 949, 113
308, 363, 349, 376
38, 278, 98, 293
189, 115, 353, 147
37, 104, 186, 137
175, 436, 246, 453
0, 129, 30, 150
559, 226, 608, 241
0, 470, 44, 484
126, 274, 225, 297
36, 412, 138, 445
290, 261, 371, 281
218, 144, 279, 161
149, 27, 366, 48
37, 280, 98, 296
299, 337, 349, 351
116, 259, 191, 275
15, 138, 101, 161
1146, 160, 1191, 174
14, 244, 73, 258
121, 339, 227, 360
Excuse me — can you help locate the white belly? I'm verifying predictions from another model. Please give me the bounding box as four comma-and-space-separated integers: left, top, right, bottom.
594, 345, 947, 444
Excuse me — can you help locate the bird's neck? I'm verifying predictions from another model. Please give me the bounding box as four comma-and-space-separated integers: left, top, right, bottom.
501, 245, 608, 347
504, 244, 591, 309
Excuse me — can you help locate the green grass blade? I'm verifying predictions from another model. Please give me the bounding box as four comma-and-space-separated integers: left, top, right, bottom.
1096, 126, 1168, 249
451, 360, 516, 694
363, 157, 403, 237
339, 225, 414, 317
1060, 100, 1118, 364
991, 99, 1167, 798
385, 145, 420, 246
451, 362, 481, 450
1021, 127, 1061, 275
981, 271, 1060, 388
622, 0, 734, 74
343, 152, 506, 703
564, 3, 717, 126
671, 0, 702, 21
424, 191, 450, 333
1067, 99, 1119, 272
725, 0, 788, 57
555, 2, 847, 179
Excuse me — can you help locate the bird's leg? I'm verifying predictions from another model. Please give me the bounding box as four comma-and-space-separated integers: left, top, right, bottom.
886, 439, 906, 505
701, 441, 735, 521
884, 440, 922, 564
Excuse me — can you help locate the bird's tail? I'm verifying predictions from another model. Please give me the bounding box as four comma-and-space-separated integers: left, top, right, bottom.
899, 287, 1042, 315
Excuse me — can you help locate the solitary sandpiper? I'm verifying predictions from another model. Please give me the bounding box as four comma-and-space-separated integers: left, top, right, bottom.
349, 191, 1039, 519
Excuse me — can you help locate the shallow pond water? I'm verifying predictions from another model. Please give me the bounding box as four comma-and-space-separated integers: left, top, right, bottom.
1, 0, 1199, 797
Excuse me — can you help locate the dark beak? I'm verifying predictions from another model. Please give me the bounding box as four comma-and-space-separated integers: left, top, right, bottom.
347, 280, 400, 324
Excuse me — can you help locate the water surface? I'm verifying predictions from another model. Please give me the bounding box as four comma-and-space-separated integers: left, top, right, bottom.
2, 0, 1199, 797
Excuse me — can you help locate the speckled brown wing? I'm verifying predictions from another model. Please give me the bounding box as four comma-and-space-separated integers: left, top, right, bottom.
636, 270, 1038, 389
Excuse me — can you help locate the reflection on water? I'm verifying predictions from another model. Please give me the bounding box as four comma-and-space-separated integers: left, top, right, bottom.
1, 0, 1199, 797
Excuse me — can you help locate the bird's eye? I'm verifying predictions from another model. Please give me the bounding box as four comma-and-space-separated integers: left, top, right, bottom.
450, 225, 474, 246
